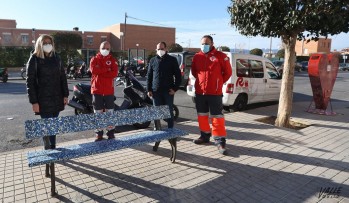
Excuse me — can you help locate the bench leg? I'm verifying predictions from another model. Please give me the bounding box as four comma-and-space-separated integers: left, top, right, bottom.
153, 120, 162, 151
168, 138, 177, 163
50, 163, 57, 197
45, 164, 50, 177
153, 141, 160, 152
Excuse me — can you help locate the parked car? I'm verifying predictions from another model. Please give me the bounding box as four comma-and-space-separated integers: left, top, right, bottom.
187, 53, 282, 111
272, 60, 302, 76
339, 63, 349, 71
168, 51, 195, 88
300, 61, 309, 71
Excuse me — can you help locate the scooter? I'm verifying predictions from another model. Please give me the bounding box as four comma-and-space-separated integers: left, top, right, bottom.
0, 67, 9, 83
119, 70, 179, 121
67, 71, 153, 129
136, 64, 147, 78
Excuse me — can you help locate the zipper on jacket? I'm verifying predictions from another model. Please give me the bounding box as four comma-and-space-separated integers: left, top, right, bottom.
204, 54, 208, 95
216, 79, 219, 93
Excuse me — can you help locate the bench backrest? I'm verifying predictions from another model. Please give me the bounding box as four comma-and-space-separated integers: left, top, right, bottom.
25, 105, 171, 139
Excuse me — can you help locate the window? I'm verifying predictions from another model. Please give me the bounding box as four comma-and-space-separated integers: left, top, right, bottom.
87, 36, 93, 45
265, 62, 279, 79
2, 33, 12, 44
101, 36, 107, 43
236, 59, 250, 77
21, 34, 29, 44
249, 60, 264, 78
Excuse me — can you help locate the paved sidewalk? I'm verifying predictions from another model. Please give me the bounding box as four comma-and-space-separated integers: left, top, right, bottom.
0, 102, 349, 203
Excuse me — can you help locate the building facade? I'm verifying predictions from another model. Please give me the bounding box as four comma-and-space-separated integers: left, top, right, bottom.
0, 19, 176, 63
295, 38, 332, 56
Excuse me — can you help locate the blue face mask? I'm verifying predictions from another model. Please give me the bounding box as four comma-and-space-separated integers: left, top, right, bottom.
201, 44, 210, 53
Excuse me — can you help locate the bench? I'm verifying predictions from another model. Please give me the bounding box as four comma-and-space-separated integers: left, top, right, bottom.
24, 105, 188, 197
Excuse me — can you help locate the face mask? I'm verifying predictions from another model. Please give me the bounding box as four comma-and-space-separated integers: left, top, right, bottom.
43, 44, 53, 53
157, 50, 166, 57
201, 44, 210, 53
100, 49, 110, 56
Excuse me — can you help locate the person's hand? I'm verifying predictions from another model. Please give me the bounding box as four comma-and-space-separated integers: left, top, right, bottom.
169, 89, 175, 95
147, 91, 153, 98
63, 97, 68, 106
32, 103, 39, 113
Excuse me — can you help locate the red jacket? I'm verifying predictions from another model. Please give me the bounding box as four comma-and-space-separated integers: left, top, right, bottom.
90, 53, 118, 95
191, 47, 232, 95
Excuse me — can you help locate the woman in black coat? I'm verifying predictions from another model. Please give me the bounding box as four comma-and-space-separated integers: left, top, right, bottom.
26, 34, 69, 149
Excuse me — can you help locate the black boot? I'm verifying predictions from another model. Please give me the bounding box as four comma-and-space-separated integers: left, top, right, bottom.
193, 132, 211, 144
106, 128, 115, 139
95, 130, 104, 142
214, 137, 227, 155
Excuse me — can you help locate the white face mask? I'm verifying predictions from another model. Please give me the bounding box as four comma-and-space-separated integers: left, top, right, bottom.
100, 49, 110, 56
43, 44, 53, 53
157, 50, 166, 57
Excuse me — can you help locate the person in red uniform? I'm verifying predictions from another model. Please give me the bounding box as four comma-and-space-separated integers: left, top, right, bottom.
191, 35, 232, 155
90, 41, 118, 141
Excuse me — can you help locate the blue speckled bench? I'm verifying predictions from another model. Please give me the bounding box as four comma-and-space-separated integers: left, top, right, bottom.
24, 105, 188, 196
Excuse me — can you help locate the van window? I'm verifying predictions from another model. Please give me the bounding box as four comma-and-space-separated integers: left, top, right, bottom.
236, 59, 250, 77
265, 62, 279, 79
249, 60, 264, 78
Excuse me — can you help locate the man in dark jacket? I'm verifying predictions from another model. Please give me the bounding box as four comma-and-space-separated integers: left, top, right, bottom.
147, 42, 181, 128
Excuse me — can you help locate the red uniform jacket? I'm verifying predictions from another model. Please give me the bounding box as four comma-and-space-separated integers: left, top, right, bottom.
90, 53, 118, 95
191, 47, 232, 95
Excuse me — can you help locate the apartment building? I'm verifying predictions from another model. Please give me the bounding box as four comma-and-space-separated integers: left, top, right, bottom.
0, 19, 176, 61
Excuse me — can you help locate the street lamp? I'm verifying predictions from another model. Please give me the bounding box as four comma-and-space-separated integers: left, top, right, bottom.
120, 32, 124, 51
136, 44, 139, 66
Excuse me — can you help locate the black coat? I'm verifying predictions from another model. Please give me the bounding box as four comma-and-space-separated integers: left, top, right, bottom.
26, 54, 69, 114
146, 54, 181, 92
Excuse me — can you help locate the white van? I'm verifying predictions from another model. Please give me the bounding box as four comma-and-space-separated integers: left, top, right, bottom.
187, 53, 282, 111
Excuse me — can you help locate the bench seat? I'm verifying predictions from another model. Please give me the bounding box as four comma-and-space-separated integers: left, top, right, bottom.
28, 128, 188, 167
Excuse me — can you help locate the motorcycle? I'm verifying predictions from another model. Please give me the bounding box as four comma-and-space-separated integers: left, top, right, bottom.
135, 64, 147, 78
66, 65, 78, 79
21, 64, 26, 79
120, 70, 179, 121
0, 67, 9, 83
67, 71, 153, 129
68, 71, 179, 129
74, 63, 90, 79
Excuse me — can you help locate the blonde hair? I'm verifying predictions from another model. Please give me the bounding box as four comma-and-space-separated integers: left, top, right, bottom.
33, 34, 56, 59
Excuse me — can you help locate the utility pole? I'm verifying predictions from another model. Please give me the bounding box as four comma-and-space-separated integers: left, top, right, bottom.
124, 12, 127, 52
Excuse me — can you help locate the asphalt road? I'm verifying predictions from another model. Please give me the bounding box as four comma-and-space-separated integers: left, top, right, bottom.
0, 71, 348, 152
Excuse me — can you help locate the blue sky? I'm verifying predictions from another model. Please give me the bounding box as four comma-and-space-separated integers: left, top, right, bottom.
1, 0, 348, 51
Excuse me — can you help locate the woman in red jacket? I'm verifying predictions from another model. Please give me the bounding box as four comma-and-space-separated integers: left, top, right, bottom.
90, 41, 118, 141
191, 35, 232, 155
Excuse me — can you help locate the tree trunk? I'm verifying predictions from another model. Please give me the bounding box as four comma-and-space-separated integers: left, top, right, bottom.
275, 35, 297, 127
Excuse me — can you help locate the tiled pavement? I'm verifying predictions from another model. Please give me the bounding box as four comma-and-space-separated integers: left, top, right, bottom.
0, 102, 349, 203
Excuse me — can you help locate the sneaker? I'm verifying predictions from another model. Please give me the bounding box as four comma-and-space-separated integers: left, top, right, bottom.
214, 137, 227, 155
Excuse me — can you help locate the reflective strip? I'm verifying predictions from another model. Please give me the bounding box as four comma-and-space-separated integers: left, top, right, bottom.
210, 114, 224, 118
94, 110, 103, 113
